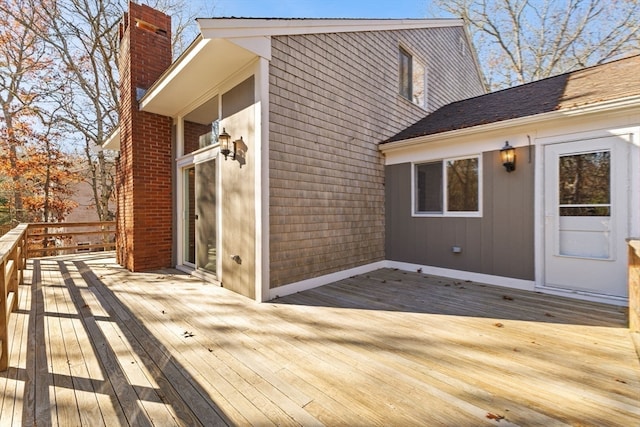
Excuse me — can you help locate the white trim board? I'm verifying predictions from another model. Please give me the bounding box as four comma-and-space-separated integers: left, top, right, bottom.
198, 18, 464, 39
385, 261, 535, 292
267, 259, 628, 307
268, 261, 387, 300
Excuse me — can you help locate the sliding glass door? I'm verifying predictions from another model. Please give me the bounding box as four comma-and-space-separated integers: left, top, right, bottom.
196, 159, 217, 274
182, 158, 217, 275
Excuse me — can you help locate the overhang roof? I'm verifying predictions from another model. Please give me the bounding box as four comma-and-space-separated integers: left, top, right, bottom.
103, 127, 120, 150
196, 17, 464, 38
383, 54, 640, 145
139, 36, 258, 117
140, 17, 466, 118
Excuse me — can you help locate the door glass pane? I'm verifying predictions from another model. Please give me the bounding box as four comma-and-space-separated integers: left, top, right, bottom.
184, 167, 196, 264
447, 157, 478, 212
559, 151, 610, 216
196, 159, 216, 274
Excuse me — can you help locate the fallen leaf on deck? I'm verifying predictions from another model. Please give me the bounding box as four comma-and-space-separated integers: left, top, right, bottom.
486, 413, 505, 421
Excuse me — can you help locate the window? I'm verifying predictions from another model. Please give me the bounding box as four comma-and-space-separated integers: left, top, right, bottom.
183, 95, 219, 155
558, 151, 610, 216
399, 47, 427, 108
415, 156, 481, 216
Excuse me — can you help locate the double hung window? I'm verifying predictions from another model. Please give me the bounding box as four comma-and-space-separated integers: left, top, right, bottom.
399, 47, 426, 108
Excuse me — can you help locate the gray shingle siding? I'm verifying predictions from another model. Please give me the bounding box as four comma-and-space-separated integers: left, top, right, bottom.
268, 26, 484, 288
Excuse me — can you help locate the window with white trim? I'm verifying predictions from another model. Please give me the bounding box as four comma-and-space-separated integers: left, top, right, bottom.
399, 47, 427, 108
415, 156, 481, 216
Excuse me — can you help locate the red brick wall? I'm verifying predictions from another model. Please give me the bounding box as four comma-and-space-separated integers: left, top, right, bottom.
116, 3, 173, 271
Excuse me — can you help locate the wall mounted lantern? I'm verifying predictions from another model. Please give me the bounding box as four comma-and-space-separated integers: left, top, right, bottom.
219, 127, 247, 166
500, 141, 516, 172
219, 128, 233, 159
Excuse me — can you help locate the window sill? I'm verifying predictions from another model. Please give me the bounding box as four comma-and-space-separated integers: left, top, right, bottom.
412, 212, 482, 218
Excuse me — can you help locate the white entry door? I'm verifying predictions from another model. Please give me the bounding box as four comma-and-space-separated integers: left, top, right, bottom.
544, 136, 629, 298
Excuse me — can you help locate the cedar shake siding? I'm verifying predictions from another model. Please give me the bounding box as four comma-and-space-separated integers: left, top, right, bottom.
116, 3, 173, 271
268, 27, 485, 288
385, 148, 535, 280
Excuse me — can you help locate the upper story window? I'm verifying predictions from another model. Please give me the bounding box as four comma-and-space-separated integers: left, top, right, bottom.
183, 95, 220, 155
399, 47, 426, 108
415, 156, 481, 216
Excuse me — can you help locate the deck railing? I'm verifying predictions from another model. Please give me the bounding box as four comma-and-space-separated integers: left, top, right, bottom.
0, 221, 115, 370
628, 239, 640, 333
26, 221, 116, 258
0, 224, 28, 370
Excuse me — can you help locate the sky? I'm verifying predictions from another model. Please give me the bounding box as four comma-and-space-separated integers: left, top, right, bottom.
201, 0, 447, 19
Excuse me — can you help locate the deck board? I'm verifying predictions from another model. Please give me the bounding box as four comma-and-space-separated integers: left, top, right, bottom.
1, 253, 639, 426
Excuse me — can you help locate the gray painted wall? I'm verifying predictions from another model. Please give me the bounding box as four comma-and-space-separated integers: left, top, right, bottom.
385, 148, 535, 280
269, 26, 485, 288
221, 76, 256, 298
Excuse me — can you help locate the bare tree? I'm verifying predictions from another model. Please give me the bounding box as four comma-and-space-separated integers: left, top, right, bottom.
4, 0, 211, 222
431, 0, 640, 90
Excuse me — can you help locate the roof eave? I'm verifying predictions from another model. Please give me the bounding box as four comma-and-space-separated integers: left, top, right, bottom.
103, 127, 120, 151
138, 35, 206, 112
380, 95, 640, 153
197, 17, 465, 39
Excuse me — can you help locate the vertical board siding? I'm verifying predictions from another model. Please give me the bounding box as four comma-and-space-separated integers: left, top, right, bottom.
221, 76, 257, 298
269, 27, 484, 288
385, 148, 535, 280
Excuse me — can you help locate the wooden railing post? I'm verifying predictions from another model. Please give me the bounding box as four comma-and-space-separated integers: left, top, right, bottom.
628, 240, 640, 333
0, 224, 29, 371
0, 257, 7, 370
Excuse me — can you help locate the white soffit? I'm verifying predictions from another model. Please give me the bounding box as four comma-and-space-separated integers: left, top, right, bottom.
103, 127, 120, 151
139, 37, 258, 117
197, 18, 464, 39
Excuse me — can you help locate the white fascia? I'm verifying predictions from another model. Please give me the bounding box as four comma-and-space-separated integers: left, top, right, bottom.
197, 18, 464, 39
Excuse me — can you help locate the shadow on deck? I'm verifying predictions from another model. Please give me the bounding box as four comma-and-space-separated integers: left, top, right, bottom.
1, 252, 639, 426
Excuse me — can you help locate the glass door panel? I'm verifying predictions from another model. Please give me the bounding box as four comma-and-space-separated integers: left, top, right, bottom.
184, 167, 196, 265
196, 159, 217, 274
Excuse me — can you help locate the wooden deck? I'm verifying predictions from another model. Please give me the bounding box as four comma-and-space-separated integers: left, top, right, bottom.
1, 253, 639, 426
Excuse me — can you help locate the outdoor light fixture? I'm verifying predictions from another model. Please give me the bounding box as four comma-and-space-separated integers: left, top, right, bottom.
218, 127, 247, 166
219, 128, 232, 159
500, 141, 516, 172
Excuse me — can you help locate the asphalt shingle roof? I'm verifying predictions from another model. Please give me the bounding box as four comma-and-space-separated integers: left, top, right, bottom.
384, 54, 640, 144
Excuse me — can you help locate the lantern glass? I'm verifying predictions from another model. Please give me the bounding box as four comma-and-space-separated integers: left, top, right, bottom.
500, 141, 516, 172
219, 128, 231, 158
234, 137, 246, 158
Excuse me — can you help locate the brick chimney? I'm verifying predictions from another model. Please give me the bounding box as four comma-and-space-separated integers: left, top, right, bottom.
116, 2, 173, 271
